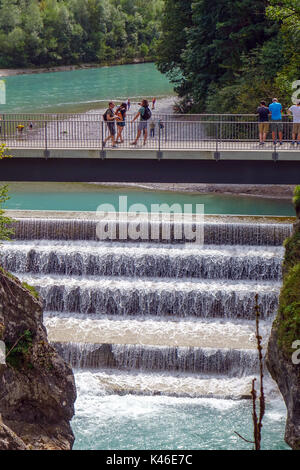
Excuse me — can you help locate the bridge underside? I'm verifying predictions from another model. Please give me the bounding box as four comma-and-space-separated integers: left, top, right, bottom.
1, 157, 300, 184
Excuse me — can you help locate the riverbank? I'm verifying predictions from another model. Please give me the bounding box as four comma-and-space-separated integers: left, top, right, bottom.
0, 58, 154, 77
98, 183, 295, 200
1, 182, 295, 200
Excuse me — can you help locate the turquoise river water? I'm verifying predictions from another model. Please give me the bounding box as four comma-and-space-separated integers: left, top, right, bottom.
72, 373, 288, 451
0, 63, 173, 114
3, 189, 295, 216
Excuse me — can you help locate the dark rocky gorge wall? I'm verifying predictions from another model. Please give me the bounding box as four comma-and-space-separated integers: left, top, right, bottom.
267, 218, 300, 450
0, 270, 76, 450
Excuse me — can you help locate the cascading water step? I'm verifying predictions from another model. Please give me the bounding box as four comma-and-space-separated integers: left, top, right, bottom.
52, 341, 260, 377
74, 369, 261, 400
17, 273, 280, 319
45, 314, 269, 349
11, 217, 292, 246
0, 241, 284, 281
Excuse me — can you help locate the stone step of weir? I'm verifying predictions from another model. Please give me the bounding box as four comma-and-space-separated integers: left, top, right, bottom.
1, 241, 284, 281
10, 216, 292, 246
18, 273, 280, 320
52, 342, 260, 377
45, 314, 268, 350
76, 369, 259, 399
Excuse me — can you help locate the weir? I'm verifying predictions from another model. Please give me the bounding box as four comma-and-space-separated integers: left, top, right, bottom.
0, 242, 284, 280
10, 217, 292, 245
51, 342, 260, 377
18, 274, 279, 320
1, 214, 290, 398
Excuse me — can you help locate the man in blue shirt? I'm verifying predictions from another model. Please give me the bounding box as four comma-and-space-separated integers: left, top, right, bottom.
269, 98, 283, 145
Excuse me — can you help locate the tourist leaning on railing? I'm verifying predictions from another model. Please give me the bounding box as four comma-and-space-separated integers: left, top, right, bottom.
257, 101, 270, 146
269, 98, 283, 146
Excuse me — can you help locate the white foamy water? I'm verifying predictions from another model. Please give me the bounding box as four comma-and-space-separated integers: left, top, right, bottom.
45, 314, 271, 349
16, 272, 280, 319
0, 241, 284, 280
71, 370, 288, 450
74, 369, 259, 401
17, 272, 281, 293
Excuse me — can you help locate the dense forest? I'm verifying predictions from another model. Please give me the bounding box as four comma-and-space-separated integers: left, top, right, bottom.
156, 0, 300, 112
0, 0, 163, 66
0, 0, 299, 113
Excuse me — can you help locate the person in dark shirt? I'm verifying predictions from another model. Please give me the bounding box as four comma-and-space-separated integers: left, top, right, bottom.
103, 102, 117, 148
257, 101, 270, 146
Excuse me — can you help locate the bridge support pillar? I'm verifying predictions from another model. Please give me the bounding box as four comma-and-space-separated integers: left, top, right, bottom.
100, 150, 106, 160
214, 151, 220, 161
272, 152, 279, 161
44, 150, 50, 159
157, 151, 163, 160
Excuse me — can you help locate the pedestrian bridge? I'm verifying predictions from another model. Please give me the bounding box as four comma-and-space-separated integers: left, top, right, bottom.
0, 113, 299, 184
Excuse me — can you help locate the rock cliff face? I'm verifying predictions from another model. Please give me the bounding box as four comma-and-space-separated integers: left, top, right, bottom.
267, 220, 300, 450
0, 270, 76, 450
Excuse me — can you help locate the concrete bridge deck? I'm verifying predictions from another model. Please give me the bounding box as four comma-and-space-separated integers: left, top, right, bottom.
1, 156, 300, 184
1, 115, 299, 183
3, 140, 300, 161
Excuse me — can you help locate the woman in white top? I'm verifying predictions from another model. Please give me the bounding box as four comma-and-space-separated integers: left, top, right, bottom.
288, 99, 300, 145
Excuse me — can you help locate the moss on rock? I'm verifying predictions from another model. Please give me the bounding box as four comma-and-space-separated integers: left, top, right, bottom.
282, 227, 300, 276
21, 282, 39, 300
273, 192, 300, 357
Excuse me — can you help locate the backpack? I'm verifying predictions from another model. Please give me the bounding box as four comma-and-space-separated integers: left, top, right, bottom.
142, 106, 152, 121
103, 110, 109, 121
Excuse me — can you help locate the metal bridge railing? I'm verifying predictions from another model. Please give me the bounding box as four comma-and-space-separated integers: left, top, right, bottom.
0, 116, 299, 153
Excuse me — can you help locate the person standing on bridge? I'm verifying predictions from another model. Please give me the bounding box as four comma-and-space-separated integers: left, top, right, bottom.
257, 101, 270, 146
116, 102, 127, 144
288, 99, 300, 146
269, 98, 283, 145
103, 102, 118, 148
130, 99, 152, 146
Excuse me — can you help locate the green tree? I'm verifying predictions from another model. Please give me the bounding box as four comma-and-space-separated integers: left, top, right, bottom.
183, 0, 278, 109
156, 0, 193, 92
0, 0, 164, 67
267, 0, 300, 101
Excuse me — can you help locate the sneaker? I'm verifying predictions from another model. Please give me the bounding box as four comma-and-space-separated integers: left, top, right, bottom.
112, 144, 118, 148
259, 142, 264, 146
297, 142, 300, 146
102, 141, 106, 148
273, 140, 277, 145
291, 141, 296, 145
130, 142, 137, 145
279, 141, 283, 146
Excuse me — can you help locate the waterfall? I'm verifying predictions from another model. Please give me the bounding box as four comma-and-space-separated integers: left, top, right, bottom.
0, 242, 283, 281
16, 274, 279, 319
52, 342, 260, 377
11, 218, 292, 245
4, 215, 289, 398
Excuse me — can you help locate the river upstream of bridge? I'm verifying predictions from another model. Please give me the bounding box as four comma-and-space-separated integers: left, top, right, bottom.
0, 63, 295, 449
